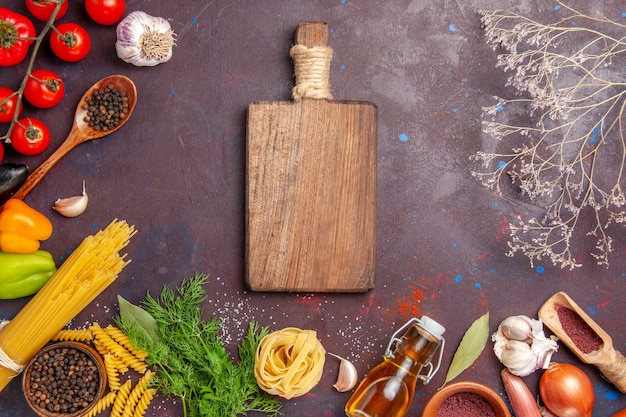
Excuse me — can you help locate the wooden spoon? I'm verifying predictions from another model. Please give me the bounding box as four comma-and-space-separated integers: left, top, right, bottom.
12, 74, 137, 200
539, 291, 626, 393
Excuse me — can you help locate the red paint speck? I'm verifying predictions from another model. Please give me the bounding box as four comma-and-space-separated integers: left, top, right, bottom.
397, 285, 424, 316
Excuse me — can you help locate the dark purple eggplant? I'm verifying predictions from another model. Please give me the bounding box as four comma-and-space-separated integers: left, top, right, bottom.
0, 163, 29, 205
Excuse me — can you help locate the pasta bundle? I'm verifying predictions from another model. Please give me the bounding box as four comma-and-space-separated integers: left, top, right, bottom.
0, 220, 136, 392
254, 327, 326, 399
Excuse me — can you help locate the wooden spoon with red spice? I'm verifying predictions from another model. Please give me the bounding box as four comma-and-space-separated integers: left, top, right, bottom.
539, 291, 626, 393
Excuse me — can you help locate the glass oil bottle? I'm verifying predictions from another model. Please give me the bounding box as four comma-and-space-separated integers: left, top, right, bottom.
345, 316, 446, 417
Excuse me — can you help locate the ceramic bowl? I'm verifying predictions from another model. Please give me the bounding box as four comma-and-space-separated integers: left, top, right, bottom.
421, 381, 511, 417
22, 341, 107, 417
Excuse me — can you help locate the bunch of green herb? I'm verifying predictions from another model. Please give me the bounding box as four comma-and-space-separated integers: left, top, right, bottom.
116, 272, 282, 417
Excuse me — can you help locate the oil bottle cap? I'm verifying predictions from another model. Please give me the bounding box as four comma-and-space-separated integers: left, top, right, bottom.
420, 316, 446, 339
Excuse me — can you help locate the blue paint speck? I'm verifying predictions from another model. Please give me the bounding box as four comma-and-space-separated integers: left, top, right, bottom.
452, 243, 458, 248
452, 108, 458, 113
590, 124, 602, 145
341, 0, 346, 4
587, 305, 597, 316
493, 201, 499, 208
536, 266, 545, 274
474, 282, 481, 289
497, 160, 506, 170
455, 274, 462, 283
622, 12, 626, 18
605, 390, 620, 401
555, 5, 562, 10
490, 268, 496, 273
449, 24, 457, 32
496, 104, 505, 113
399, 133, 409, 142
190, 17, 197, 24
340, 65, 346, 72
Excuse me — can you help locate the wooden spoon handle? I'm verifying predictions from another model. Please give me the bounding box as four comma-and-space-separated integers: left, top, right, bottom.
596, 349, 626, 393
12, 133, 81, 200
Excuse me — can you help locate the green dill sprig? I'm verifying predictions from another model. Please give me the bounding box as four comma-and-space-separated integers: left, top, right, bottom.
116, 272, 282, 417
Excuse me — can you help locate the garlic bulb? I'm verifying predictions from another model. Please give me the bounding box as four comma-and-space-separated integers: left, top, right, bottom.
54, 181, 88, 217
115, 11, 175, 66
492, 315, 558, 376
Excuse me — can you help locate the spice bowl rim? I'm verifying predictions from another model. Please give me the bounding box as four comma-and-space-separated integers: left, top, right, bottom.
22, 341, 107, 417
421, 380, 511, 417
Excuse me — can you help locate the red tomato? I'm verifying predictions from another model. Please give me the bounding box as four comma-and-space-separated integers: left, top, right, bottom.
25, 0, 68, 22
50, 22, 91, 62
24, 69, 64, 109
0, 87, 22, 123
10, 117, 50, 156
0, 7, 36, 66
85, 0, 125, 26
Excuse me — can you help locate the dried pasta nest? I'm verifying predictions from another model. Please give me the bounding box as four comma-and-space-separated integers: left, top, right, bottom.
254, 327, 326, 399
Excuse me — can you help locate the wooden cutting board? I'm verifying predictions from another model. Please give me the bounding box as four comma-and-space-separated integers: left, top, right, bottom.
246, 22, 377, 292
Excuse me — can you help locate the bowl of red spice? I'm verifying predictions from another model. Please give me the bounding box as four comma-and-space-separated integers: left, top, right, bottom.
422, 381, 510, 417
22, 341, 107, 417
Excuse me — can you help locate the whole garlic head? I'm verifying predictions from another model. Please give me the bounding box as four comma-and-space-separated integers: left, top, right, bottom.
492, 315, 558, 376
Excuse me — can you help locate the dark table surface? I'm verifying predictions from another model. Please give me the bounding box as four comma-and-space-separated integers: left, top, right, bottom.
1, 0, 625, 416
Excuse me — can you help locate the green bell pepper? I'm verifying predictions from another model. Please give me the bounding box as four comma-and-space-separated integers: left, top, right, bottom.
0, 250, 57, 299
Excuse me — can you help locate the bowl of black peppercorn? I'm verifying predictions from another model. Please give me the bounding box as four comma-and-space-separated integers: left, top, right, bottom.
22, 341, 107, 417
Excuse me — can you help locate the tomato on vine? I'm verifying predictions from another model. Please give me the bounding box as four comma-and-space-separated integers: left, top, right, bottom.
0, 87, 22, 123
85, 0, 125, 26
25, 0, 68, 22
24, 69, 64, 108
50, 22, 91, 62
10, 117, 50, 156
0, 7, 36, 66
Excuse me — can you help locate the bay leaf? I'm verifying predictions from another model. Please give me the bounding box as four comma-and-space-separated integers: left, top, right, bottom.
118, 295, 161, 344
442, 311, 489, 387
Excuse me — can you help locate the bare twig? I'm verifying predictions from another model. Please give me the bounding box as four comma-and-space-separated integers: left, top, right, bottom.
473, 1, 626, 269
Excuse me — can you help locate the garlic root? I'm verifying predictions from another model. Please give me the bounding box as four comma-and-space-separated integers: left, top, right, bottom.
54, 181, 88, 217
329, 353, 358, 392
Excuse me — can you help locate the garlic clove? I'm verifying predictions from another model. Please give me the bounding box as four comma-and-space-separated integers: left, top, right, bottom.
54, 181, 88, 218
498, 339, 539, 377
499, 315, 534, 342
328, 353, 358, 392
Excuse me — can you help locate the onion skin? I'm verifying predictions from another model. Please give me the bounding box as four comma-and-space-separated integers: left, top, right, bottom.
539, 363, 594, 417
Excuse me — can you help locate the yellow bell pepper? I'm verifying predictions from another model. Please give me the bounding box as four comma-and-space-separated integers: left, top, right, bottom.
0, 199, 53, 253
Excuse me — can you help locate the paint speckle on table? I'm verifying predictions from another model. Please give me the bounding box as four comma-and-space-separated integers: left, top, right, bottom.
605, 390, 620, 401
449, 23, 457, 32
397, 285, 424, 316
399, 133, 409, 142
536, 266, 545, 274
455, 274, 462, 283
474, 282, 481, 289
190, 17, 197, 24
587, 305, 597, 316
